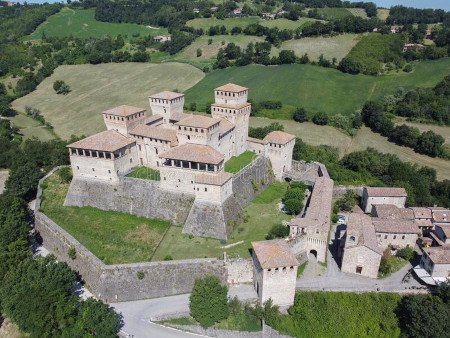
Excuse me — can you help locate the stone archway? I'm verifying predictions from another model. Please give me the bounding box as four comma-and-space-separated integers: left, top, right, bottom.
309, 250, 318, 260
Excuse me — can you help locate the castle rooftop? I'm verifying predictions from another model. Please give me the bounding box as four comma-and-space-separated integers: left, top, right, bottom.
372, 219, 420, 234
409, 207, 432, 219
145, 114, 163, 125
67, 130, 135, 152
176, 115, 220, 129
372, 204, 414, 220
211, 102, 251, 109
215, 83, 248, 93
159, 144, 224, 164
365, 187, 407, 197
130, 124, 177, 144
194, 172, 232, 186
264, 131, 295, 145
423, 246, 450, 264
218, 118, 235, 135
346, 214, 381, 254
149, 91, 184, 100
102, 105, 146, 117
252, 240, 299, 269
247, 137, 268, 145
432, 209, 450, 223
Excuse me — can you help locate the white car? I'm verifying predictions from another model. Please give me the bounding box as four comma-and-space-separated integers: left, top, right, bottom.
337, 218, 346, 225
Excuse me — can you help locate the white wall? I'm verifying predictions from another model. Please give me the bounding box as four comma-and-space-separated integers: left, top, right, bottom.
149, 96, 184, 124
362, 195, 407, 213
341, 246, 381, 279
376, 232, 418, 249
266, 139, 294, 181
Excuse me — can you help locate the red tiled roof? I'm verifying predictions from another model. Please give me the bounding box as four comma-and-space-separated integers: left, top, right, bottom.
67, 130, 135, 152
252, 240, 299, 269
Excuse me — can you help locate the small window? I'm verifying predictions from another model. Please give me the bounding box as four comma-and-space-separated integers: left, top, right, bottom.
384, 235, 388, 239
402, 235, 405, 239
393, 235, 397, 239
163, 177, 166, 181
130, 158, 132, 163
204, 188, 207, 192
76, 166, 79, 170
92, 168, 95, 171
350, 236, 356, 241
108, 170, 111, 174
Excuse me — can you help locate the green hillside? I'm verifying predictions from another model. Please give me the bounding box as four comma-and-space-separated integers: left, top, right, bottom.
26, 7, 166, 40
184, 58, 450, 116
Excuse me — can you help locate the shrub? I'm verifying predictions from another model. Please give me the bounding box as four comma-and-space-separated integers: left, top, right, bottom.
137, 271, 145, 280
189, 276, 229, 328
163, 255, 173, 261
284, 198, 303, 215
266, 223, 289, 240
312, 112, 329, 125
58, 167, 73, 183
293, 107, 308, 123
335, 190, 359, 212
396, 246, 415, 261
68, 247, 76, 260
403, 64, 413, 73
197, 48, 202, 57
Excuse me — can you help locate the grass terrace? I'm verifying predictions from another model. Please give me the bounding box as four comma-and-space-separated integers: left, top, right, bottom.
127, 166, 161, 180
224, 151, 257, 174
26, 7, 166, 40
39, 171, 171, 264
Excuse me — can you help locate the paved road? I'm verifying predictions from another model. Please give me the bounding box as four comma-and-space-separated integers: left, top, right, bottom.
111, 285, 257, 338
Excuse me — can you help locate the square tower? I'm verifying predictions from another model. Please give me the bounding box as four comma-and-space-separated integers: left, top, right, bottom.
149, 91, 184, 125
102, 105, 146, 136
211, 83, 251, 156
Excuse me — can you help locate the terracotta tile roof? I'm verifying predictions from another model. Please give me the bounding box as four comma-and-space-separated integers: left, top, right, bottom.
102, 105, 146, 117
247, 137, 268, 145
149, 91, 184, 100
345, 213, 382, 255
170, 112, 190, 122
130, 125, 177, 144
372, 219, 420, 234
365, 187, 407, 197
416, 219, 433, 228
176, 115, 221, 129
194, 172, 232, 186
423, 246, 450, 264
159, 144, 224, 164
432, 210, 450, 223
67, 130, 135, 152
409, 207, 432, 219
215, 83, 248, 93
211, 102, 251, 110
252, 240, 299, 269
372, 204, 414, 220
264, 131, 295, 145
436, 224, 450, 238
145, 114, 163, 125
218, 118, 235, 135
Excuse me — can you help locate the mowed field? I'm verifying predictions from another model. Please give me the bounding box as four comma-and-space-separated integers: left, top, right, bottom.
26, 7, 166, 40
9, 113, 55, 141
186, 16, 319, 31
12, 63, 204, 139
274, 33, 362, 61
250, 118, 450, 180
184, 58, 450, 115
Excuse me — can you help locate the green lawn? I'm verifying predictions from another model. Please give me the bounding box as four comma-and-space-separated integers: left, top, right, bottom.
152, 182, 290, 260
8, 113, 55, 141
26, 7, 166, 40
186, 16, 318, 31
127, 166, 161, 180
40, 171, 172, 264
224, 151, 257, 173
12, 62, 205, 140
184, 58, 450, 116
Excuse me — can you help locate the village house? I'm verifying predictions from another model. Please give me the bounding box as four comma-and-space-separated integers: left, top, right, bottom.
419, 246, 450, 282
261, 12, 275, 20
288, 176, 334, 263
402, 43, 425, 53
67, 83, 295, 210
153, 35, 171, 43
432, 224, 450, 246
361, 187, 407, 213
251, 240, 299, 307
340, 214, 382, 279
372, 218, 420, 250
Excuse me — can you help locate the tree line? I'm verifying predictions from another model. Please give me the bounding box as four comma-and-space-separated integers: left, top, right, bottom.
387, 5, 450, 25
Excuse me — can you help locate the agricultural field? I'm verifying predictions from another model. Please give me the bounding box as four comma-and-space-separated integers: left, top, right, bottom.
315, 7, 353, 20
250, 117, 450, 180
40, 172, 172, 264
152, 182, 291, 260
377, 9, 390, 21
186, 16, 318, 31
8, 113, 55, 141
12, 62, 205, 139
184, 58, 450, 116
26, 7, 166, 41
274, 33, 362, 62
174, 35, 264, 66
347, 8, 368, 19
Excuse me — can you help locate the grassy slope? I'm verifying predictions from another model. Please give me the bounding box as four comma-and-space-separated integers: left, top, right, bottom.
224, 151, 257, 173
274, 33, 362, 61
184, 58, 450, 116
316, 7, 353, 20
186, 16, 318, 31
12, 62, 205, 140
40, 172, 172, 264
152, 182, 290, 260
250, 117, 450, 180
26, 7, 166, 40
8, 113, 54, 141
347, 8, 368, 19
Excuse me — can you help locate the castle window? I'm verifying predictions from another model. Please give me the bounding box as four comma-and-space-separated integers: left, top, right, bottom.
138, 145, 141, 151
384, 235, 388, 239
402, 235, 405, 239
275, 268, 279, 272
178, 179, 181, 182
393, 235, 397, 239
191, 181, 193, 184
189, 128, 192, 131
71, 149, 76, 155
350, 236, 356, 241
283, 267, 286, 272
105, 153, 111, 159
76, 166, 79, 170
164, 177, 166, 181
290, 266, 294, 270
204, 188, 207, 192
187, 135, 190, 140
108, 170, 111, 174
178, 126, 181, 130
130, 158, 132, 163
92, 168, 95, 171
268, 268, 271, 272
195, 128, 198, 132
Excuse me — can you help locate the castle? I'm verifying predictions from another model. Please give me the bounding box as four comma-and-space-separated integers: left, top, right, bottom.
66, 83, 295, 238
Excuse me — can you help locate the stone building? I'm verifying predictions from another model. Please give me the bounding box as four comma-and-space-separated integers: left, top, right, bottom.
251, 240, 299, 307
66, 83, 295, 239
420, 246, 450, 281
340, 214, 382, 279
361, 187, 407, 213
432, 224, 450, 246
288, 176, 334, 263
373, 218, 420, 250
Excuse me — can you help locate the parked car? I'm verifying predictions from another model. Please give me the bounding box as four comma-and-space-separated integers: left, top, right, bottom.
337, 218, 346, 225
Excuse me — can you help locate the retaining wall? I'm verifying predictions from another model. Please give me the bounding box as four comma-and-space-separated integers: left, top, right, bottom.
226, 258, 254, 284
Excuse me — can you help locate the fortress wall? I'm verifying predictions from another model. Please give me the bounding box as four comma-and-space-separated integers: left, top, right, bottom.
226, 258, 253, 284
232, 156, 274, 207
64, 177, 195, 225
333, 186, 364, 198
183, 200, 228, 240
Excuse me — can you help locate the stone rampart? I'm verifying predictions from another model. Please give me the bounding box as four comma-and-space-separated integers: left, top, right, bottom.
333, 186, 364, 198
232, 156, 274, 207
226, 257, 254, 284
64, 177, 194, 225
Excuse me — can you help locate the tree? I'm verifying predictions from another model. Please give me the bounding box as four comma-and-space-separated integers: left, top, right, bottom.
284, 198, 303, 215
335, 190, 359, 212
266, 223, 289, 240
53, 80, 71, 95
196, 48, 202, 57
189, 276, 229, 328
312, 112, 329, 125
279, 50, 296, 64
415, 131, 445, 157
293, 107, 308, 123
5, 161, 42, 200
